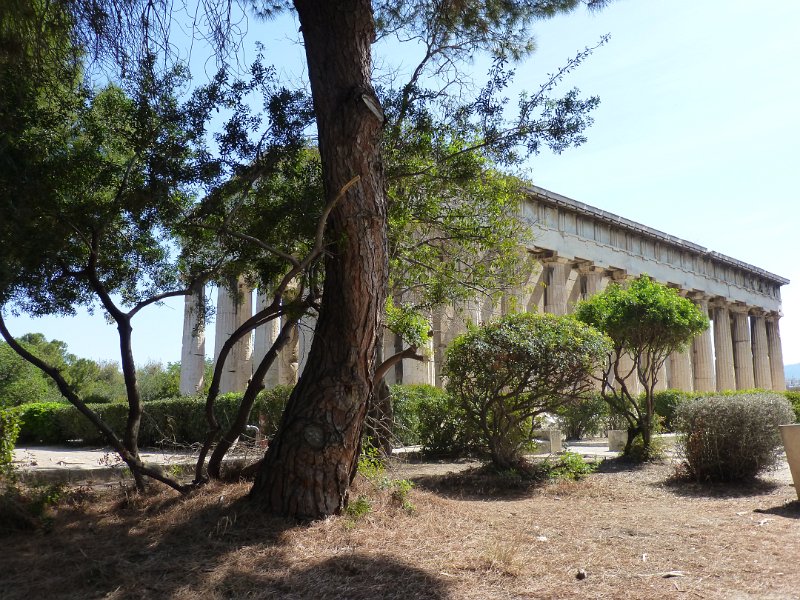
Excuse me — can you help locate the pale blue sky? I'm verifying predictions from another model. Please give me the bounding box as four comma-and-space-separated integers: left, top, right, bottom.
5, 1, 800, 365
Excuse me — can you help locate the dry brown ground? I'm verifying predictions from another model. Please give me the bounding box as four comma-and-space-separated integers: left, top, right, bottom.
2, 458, 799, 600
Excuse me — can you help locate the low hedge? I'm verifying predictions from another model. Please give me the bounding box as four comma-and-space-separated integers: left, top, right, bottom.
785, 391, 800, 423
14, 386, 293, 447
1, 407, 22, 475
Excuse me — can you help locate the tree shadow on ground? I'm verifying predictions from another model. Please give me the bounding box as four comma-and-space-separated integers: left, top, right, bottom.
409, 464, 550, 501
658, 476, 784, 499
209, 554, 451, 599
753, 499, 800, 520
593, 455, 654, 474
0, 482, 451, 600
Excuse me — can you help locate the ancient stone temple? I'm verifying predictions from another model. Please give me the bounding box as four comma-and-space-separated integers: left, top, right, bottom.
180, 186, 790, 394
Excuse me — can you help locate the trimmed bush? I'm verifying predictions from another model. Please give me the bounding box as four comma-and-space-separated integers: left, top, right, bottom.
652, 389, 693, 432
57, 402, 129, 445
13, 387, 294, 447
675, 392, 794, 482
554, 393, 608, 440
254, 385, 293, 439
389, 384, 437, 446
413, 386, 481, 456
15, 402, 67, 444
1, 407, 22, 475
785, 391, 800, 423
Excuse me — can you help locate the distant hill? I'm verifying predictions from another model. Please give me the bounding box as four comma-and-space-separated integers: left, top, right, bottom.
785, 363, 800, 381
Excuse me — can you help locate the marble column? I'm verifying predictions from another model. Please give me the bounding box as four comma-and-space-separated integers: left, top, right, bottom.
582, 268, 606, 298
402, 337, 436, 385
766, 315, 786, 391
543, 261, 571, 316
252, 290, 284, 388
297, 310, 317, 377
617, 352, 640, 397
526, 266, 547, 313
277, 319, 299, 385
653, 362, 668, 392
731, 309, 755, 390
750, 312, 772, 390
381, 332, 399, 386
691, 297, 715, 392
179, 282, 206, 395
213, 276, 254, 393
433, 302, 479, 386
712, 303, 736, 391
667, 348, 693, 391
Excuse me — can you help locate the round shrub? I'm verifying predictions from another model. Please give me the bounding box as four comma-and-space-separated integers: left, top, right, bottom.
445, 312, 609, 468
390, 384, 439, 446
675, 392, 795, 482
413, 386, 481, 456
554, 393, 609, 440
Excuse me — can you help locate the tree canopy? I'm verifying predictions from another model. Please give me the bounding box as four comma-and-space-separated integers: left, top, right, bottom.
575, 275, 709, 456
444, 312, 610, 469
3, 0, 610, 516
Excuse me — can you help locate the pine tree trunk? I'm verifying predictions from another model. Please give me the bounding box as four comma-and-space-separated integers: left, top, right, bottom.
250, 0, 387, 519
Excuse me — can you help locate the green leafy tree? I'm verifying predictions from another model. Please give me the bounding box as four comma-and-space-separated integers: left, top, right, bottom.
444, 312, 610, 470
19, 0, 608, 516
0, 341, 60, 407
0, 0, 327, 491
137, 361, 181, 403
0, 1, 213, 491
575, 275, 709, 457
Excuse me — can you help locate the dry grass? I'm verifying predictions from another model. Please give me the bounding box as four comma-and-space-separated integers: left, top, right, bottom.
2, 458, 799, 600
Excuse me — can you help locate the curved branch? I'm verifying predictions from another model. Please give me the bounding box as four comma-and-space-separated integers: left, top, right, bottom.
373, 345, 424, 386
0, 313, 188, 493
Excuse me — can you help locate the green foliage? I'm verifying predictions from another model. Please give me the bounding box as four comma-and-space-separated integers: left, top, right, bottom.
390, 384, 443, 446
0, 337, 72, 406
626, 432, 666, 462
14, 389, 292, 447
444, 312, 610, 468
410, 385, 481, 456
0, 335, 129, 406
388, 478, 415, 512
675, 393, 794, 482
15, 402, 66, 444
0, 407, 22, 476
652, 389, 693, 433
344, 495, 372, 520
254, 385, 293, 439
554, 393, 609, 440
575, 276, 709, 356
136, 361, 181, 403
785, 391, 800, 423
544, 451, 597, 481
356, 439, 415, 513
69, 359, 126, 403
575, 276, 709, 456
357, 439, 386, 481
385, 298, 431, 349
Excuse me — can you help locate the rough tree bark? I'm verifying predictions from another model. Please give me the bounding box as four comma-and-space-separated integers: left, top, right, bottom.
250, 0, 387, 519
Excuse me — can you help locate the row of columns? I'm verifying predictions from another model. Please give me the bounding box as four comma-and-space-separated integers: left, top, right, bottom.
180, 261, 786, 395
179, 278, 315, 396
386, 259, 786, 393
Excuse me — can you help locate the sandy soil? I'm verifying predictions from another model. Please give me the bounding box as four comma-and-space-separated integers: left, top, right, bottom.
1, 457, 798, 600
